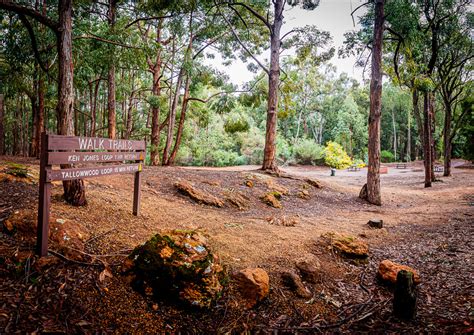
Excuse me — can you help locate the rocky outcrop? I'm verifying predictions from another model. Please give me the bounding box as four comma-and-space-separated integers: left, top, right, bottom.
378, 260, 420, 285
123, 230, 224, 308
234, 268, 269, 308
175, 180, 224, 207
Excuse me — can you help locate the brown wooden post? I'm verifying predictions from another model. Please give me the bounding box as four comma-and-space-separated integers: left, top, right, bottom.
37, 132, 51, 256
133, 159, 142, 216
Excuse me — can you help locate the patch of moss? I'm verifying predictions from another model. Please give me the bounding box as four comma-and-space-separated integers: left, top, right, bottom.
5, 162, 29, 178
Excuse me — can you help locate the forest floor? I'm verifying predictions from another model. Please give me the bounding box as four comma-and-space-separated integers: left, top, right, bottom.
0, 156, 473, 334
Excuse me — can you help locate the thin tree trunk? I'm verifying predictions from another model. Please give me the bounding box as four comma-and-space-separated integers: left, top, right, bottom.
412, 89, 423, 159
361, 0, 384, 205
0, 94, 4, 155
57, 0, 86, 206
125, 72, 136, 140
150, 22, 163, 166
162, 66, 184, 165
423, 92, 432, 187
90, 79, 99, 136
30, 94, 38, 157
169, 75, 190, 165
37, 71, 45, 158
443, 100, 452, 176
407, 104, 411, 162
107, 0, 117, 139
392, 110, 397, 161
430, 94, 436, 182
262, 0, 284, 171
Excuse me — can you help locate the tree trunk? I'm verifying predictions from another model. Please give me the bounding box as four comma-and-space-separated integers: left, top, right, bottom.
392, 110, 397, 161
150, 23, 163, 166
37, 71, 45, 158
162, 66, 184, 165
407, 103, 411, 162
443, 101, 452, 176
57, 0, 86, 206
423, 92, 433, 187
262, 0, 284, 171
430, 94, 436, 182
361, 0, 384, 206
169, 75, 190, 165
0, 94, 4, 155
412, 89, 423, 159
107, 0, 117, 139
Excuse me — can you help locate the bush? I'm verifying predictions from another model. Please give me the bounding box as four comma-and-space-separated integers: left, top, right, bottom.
276, 137, 292, 162
206, 150, 240, 167
324, 141, 353, 169
238, 127, 265, 165
353, 159, 366, 168
293, 139, 324, 165
381, 150, 395, 163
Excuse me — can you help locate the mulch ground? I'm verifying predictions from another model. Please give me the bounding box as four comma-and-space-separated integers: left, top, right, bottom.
0, 157, 473, 333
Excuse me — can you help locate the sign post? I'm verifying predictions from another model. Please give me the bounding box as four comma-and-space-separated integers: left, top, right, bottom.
37, 133, 146, 257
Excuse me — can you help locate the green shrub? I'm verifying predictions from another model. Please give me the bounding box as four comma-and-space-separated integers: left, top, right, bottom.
353, 159, 366, 168
293, 139, 324, 165
238, 127, 265, 165
324, 141, 353, 169
224, 113, 250, 133
5, 163, 29, 178
276, 137, 292, 162
381, 150, 395, 163
206, 150, 239, 167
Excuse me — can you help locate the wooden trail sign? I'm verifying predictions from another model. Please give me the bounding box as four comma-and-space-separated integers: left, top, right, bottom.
37, 133, 145, 257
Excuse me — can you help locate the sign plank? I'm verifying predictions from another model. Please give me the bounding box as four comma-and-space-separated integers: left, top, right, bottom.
48, 151, 145, 165
47, 163, 142, 181
48, 135, 146, 151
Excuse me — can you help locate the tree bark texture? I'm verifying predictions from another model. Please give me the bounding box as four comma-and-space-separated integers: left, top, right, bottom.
362, 0, 384, 206
262, 0, 284, 171
150, 22, 163, 166
412, 89, 423, 159
57, 0, 86, 206
107, 0, 117, 139
0, 94, 4, 155
169, 75, 191, 165
393, 270, 417, 320
423, 92, 433, 187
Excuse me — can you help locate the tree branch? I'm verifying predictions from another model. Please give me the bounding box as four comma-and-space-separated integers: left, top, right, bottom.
74, 33, 141, 49
229, 2, 272, 32
218, 5, 269, 75
124, 14, 175, 29
0, 1, 58, 32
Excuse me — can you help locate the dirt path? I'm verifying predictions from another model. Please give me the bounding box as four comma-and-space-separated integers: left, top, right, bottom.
1, 157, 472, 333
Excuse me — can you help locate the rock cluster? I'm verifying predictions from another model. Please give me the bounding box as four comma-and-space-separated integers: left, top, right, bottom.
123, 230, 223, 308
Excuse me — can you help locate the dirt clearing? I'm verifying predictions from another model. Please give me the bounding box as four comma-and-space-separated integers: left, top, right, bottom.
1, 157, 472, 333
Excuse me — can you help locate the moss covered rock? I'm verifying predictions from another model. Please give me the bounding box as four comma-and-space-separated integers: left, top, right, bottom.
123, 230, 224, 308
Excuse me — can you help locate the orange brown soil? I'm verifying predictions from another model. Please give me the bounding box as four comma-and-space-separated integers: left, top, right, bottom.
0, 157, 472, 333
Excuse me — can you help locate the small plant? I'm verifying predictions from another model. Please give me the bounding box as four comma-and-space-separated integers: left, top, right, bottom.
5, 163, 29, 178
293, 139, 324, 165
381, 150, 395, 163
354, 159, 366, 168
323, 142, 353, 169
